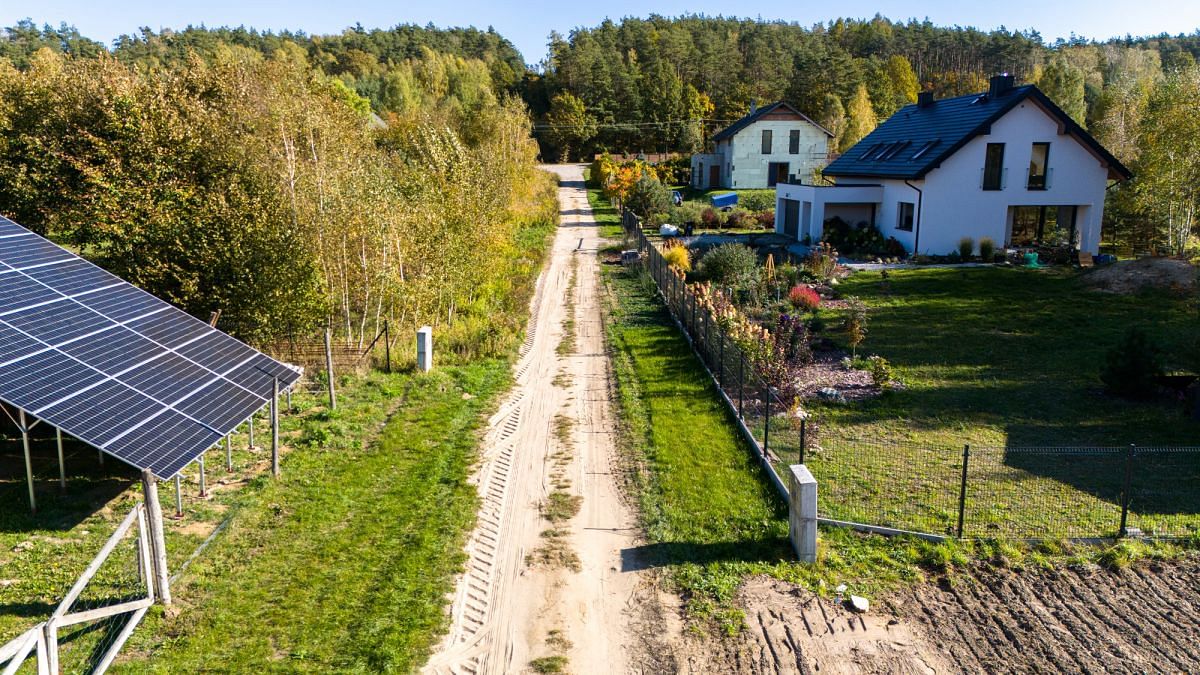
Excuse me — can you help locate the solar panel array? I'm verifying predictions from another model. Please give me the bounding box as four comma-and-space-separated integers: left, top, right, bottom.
0, 215, 301, 479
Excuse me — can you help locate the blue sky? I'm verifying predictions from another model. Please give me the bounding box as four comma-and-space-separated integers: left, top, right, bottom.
10, 0, 1200, 65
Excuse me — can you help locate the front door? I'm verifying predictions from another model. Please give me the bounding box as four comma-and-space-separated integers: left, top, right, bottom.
782, 199, 799, 238
768, 162, 789, 187
709, 165, 721, 189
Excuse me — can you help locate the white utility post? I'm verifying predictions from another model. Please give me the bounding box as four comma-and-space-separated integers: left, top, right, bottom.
788, 464, 818, 563
417, 326, 434, 372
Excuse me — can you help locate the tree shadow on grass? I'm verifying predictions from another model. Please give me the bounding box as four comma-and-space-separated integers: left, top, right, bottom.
620, 538, 792, 573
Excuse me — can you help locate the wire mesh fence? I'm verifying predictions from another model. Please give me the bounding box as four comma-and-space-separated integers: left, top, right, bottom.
622, 208, 1200, 541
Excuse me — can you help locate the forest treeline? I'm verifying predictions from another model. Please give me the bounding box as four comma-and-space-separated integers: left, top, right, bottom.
1, 14, 1198, 282
533, 15, 1199, 255
0, 24, 556, 352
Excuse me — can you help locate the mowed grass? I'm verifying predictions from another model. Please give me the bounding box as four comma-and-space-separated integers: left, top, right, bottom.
768, 265, 1200, 538
118, 363, 510, 672
820, 265, 1199, 447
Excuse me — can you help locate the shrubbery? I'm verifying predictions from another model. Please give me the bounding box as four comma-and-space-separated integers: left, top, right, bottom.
1101, 328, 1164, 399
822, 216, 885, 257
979, 237, 996, 262
788, 284, 821, 312
696, 243, 758, 286
663, 243, 692, 272
958, 237, 975, 261
625, 174, 671, 222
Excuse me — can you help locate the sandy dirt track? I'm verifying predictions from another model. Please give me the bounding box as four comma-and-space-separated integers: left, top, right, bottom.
425, 165, 658, 674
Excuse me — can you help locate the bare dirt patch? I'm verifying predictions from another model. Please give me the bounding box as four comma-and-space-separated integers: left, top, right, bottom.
684, 556, 1200, 674
793, 352, 878, 402
1083, 257, 1198, 295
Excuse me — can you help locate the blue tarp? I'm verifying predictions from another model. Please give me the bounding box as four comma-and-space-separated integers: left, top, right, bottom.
710, 192, 738, 209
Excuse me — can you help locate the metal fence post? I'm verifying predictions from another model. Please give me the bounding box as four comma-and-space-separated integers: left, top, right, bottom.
763, 392, 771, 455
799, 419, 807, 464
957, 444, 971, 539
738, 356, 746, 418
718, 332, 725, 386
1119, 443, 1135, 537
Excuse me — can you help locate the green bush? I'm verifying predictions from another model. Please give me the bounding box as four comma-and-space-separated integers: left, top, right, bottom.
1100, 328, 1164, 399
738, 190, 777, 212
979, 237, 996, 262
625, 174, 671, 221
671, 201, 705, 226
958, 236, 975, 260
822, 216, 885, 257
696, 243, 758, 287
866, 355, 892, 387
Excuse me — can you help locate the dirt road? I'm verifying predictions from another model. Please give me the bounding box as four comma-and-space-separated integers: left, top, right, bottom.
425, 165, 651, 674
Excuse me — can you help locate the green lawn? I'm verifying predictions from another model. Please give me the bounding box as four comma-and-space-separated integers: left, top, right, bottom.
115, 364, 510, 672
763, 265, 1200, 538
602, 263, 950, 629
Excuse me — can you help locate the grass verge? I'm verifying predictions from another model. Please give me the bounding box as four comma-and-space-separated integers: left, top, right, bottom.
118, 364, 511, 671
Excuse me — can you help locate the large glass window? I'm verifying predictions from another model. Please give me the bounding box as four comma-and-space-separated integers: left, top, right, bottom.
897, 202, 915, 231
1009, 205, 1078, 248
761, 129, 773, 154
983, 143, 1005, 190
789, 129, 800, 154
1027, 142, 1049, 190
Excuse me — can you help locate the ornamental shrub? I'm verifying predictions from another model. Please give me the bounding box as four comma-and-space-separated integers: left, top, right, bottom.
958, 236, 975, 260
788, 284, 821, 312
696, 243, 758, 287
662, 244, 691, 272
979, 237, 996, 262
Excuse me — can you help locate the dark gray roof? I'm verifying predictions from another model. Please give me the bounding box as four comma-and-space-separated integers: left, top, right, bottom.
712, 101, 833, 143
823, 85, 1132, 181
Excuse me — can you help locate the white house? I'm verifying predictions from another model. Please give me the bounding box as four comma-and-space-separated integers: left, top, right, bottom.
774, 75, 1132, 256
692, 102, 832, 190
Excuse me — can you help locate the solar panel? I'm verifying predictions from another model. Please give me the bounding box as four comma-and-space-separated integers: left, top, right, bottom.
0, 215, 301, 478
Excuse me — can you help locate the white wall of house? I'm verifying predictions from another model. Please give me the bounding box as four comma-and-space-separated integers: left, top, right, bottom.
777, 100, 1113, 255
915, 101, 1110, 255
774, 183, 883, 242
727, 120, 829, 189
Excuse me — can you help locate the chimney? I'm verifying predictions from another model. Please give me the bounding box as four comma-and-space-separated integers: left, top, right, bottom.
917, 91, 935, 108
749, 99, 758, 115
989, 74, 1015, 98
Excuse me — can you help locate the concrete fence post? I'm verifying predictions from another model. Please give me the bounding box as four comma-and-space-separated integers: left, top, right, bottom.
788, 464, 817, 563
417, 326, 434, 372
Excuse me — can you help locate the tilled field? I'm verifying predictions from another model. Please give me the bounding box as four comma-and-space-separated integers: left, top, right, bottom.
681, 556, 1200, 674
895, 558, 1200, 673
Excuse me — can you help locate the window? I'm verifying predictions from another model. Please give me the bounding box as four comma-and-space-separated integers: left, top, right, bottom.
879, 141, 911, 160
897, 202, 915, 231
1027, 142, 1050, 190
789, 129, 800, 154
861, 143, 885, 160
761, 129, 773, 154
983, 143, 1005, 190
912, 139, 939, 159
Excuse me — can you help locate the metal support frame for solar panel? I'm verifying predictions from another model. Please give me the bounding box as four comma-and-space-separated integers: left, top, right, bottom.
0, 215, 302, 513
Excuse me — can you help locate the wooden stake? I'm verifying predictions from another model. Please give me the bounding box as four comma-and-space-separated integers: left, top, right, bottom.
141, 471, 172, 604
324, 327, 337, 409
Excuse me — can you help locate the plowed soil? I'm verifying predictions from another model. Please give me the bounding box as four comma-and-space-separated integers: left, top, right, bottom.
680, 556, 1200, 674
